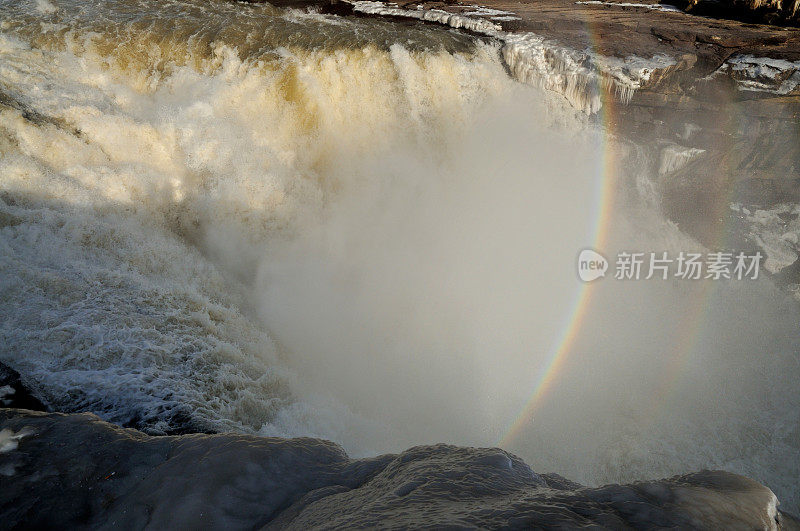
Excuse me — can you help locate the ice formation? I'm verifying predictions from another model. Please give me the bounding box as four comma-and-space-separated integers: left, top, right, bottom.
351, 1, 503, 32
659, 143, 706, 175
348, 0, 678, 113
576, 1, 684, 12
709, 55, 800, 94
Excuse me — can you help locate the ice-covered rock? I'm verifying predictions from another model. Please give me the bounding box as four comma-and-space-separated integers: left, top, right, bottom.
576, 1, 684, 12
0, 409, 790, 529
659, 143, 706, 175
706, 55, 800, 94
350, 1, 502, 33
502, 33, 676, 113
347, 0, 679, 114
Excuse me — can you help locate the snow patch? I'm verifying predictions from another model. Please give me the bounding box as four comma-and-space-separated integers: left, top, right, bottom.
0, 426, 35, 453
576, 1, 683, 12
716, 55, 800, 94
351, 1, 502, 32
462, 5, 522, 20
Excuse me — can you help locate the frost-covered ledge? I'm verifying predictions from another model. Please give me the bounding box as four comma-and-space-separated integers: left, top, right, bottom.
0, 409, 792, 529
346, 0, 679, 113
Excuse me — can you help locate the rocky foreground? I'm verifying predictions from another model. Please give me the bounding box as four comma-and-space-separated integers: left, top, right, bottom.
1, 409, 798, 529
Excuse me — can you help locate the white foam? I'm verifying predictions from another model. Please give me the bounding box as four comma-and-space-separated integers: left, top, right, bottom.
34, 0, 58, 14
0, 22, 527, 450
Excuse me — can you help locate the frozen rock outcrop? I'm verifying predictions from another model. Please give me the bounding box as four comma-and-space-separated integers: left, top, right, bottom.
0, 409, 791, 529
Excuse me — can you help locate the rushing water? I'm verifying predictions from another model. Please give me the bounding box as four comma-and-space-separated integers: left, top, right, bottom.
1, 0, 799, 514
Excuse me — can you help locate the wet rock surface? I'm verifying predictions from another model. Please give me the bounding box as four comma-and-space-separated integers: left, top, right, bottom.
0, 409, 794, 529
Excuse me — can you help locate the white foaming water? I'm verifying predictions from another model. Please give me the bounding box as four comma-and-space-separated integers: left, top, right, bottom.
0, 13, 558, 446
0, 0, 799, 514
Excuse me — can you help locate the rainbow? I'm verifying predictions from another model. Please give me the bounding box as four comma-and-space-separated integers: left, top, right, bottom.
495, 15, 735, 446
497, 72, 621, 446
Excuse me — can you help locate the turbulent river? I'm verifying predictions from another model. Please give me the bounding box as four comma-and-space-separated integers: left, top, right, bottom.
1, 0, 799, 514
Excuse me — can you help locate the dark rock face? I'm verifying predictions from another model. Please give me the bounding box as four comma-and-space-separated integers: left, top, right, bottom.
0, 362, 47, 412
0, 409, 792, 529
678, 0, 800, 27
